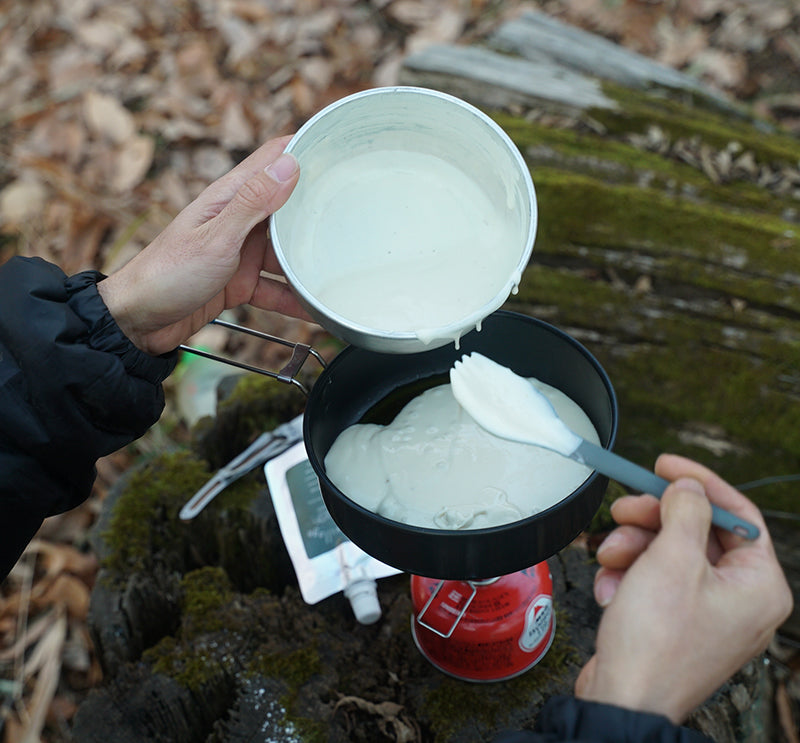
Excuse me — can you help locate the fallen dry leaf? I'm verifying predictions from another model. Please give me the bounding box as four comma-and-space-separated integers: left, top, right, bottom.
655, 16, 709, 69
111, 134, 155, 193
30, 541, 98, 586
776, 680, 800, 743
83, 90, 137, 145
219, 98, 255, 151
33, 575, 91, 622
335, 695, 420, 743
19, 611, 67, 743
691, 47, 749, 90
0, 178, 48, 232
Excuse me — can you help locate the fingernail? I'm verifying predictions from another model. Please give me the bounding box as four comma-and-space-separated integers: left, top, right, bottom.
596, 531, 623, 558
673, 477, 705, 496
595, 574, 618, 608
265, 153, 298, 183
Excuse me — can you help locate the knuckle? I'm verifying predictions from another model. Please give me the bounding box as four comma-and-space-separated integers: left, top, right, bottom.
665, 482, 709, 514
236, 174, 276, 213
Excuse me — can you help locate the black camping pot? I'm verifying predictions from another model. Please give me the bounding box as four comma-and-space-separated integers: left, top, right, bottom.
302, 310, 618, 580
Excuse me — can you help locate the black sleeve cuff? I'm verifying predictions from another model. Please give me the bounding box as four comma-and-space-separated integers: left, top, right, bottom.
0, 256, 178, 515
65, 270, 178, 385
534, 696, 713, 743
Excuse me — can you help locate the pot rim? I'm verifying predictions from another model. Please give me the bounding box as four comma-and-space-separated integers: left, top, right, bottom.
303, 311, 618, 537
270, 86, 538, 351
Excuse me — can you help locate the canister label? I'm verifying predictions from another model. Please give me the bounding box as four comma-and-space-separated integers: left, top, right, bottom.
519, 594, 553, 652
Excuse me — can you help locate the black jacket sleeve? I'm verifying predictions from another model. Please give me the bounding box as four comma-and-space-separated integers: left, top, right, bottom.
493, 696, 712, 743
0, 256, 178, 577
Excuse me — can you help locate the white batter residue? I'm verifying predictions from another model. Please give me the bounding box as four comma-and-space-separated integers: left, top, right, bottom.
286, 149, 522, 346
324, 381, 600, 530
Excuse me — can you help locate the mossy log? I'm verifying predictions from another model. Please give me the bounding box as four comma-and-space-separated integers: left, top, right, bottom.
402, 10, 800, 641
74, 13, 798, 743
75, 375, 596, 743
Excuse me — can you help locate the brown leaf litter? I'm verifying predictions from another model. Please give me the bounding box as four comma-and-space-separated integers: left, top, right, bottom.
1, 0, 800, 740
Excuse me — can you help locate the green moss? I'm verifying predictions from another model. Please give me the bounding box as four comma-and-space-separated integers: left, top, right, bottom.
192, 373, 307, 470
180, 567, 235, 635
492, 116, 800, 513
248, 643, 322, 693
99, 448, 270, 587
422, 609, 577, 742
530, 170, 799, 289
491, 112, 797, 218
593, 81, 800, 165
216, 373, 305, 421
587, 480, 628, 534
144, 635, 233, 692
608, 345, 800, 513
140, 567, 239, 691
285, 717, 326, 743
506, 254, 800, 515
100, 451, 210, 577
207, 476, 263, 515
247, 642, 325, 742
139, 580, 327, 736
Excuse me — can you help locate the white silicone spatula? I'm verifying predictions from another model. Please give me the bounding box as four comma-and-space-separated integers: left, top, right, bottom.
449, 352, 759, 540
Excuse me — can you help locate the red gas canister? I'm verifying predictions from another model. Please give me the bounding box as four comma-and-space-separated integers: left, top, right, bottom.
410, 562, 555, 682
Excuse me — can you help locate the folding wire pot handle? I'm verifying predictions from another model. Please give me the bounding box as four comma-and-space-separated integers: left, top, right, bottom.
177, 317, 328, 520
179, 317, 327, 396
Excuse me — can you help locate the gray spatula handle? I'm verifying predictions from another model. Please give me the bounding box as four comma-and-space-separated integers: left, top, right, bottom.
574, 440, 759, 540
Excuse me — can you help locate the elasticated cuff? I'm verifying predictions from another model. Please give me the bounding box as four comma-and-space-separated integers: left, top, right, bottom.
66, 271, 178, 384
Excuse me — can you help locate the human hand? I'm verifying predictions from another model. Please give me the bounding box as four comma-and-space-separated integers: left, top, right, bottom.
575, 453, 793, 723
98, 136, 309, 356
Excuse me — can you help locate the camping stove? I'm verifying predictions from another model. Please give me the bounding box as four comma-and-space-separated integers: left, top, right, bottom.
410, 562, 555, 682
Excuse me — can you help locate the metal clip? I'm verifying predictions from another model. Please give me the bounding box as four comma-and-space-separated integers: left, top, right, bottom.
416, 580, 477, 638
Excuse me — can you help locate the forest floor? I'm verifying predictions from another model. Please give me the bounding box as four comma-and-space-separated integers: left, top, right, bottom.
1, 1, 799, 741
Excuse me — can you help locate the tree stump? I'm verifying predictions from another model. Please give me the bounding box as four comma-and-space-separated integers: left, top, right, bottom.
72, 378, 773, 743
74, 12, 798, 743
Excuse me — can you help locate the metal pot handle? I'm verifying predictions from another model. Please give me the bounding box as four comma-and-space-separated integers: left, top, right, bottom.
179, 317, 327, 396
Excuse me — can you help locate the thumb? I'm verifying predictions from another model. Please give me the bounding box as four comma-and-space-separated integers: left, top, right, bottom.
658, 477, 713, 549
216, 152, 299, 244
